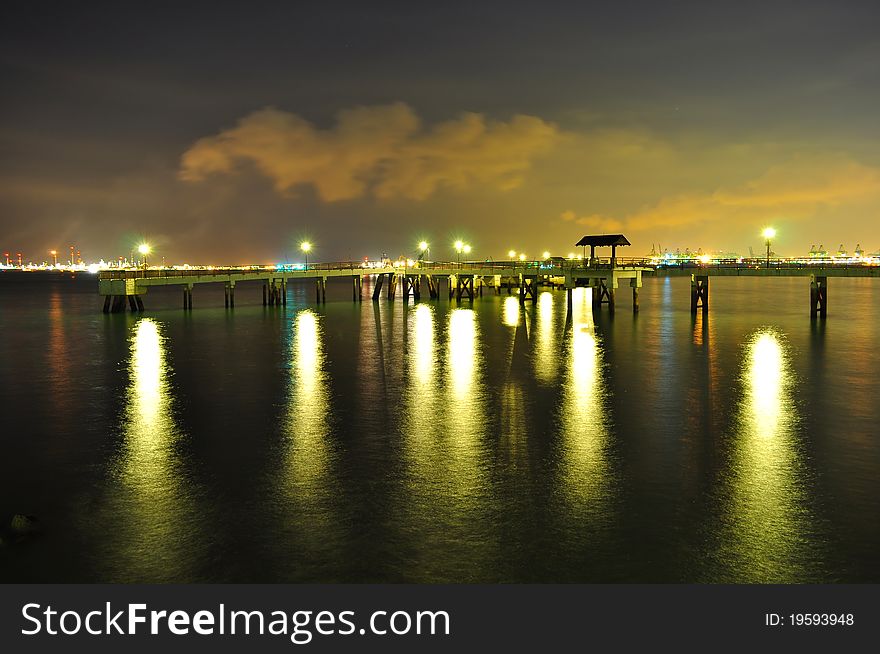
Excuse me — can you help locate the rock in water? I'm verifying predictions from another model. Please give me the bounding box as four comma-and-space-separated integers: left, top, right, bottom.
10, 514, 39, 535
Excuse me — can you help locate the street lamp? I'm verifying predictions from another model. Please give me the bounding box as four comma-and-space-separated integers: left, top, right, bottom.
542, 250, 550, 260
508, 250, 517, 259
519, 253, 526, 262
301, 241, 312, 269
138, 243, 151, 269
454, 240, 464, 266
418, 241, 429, 262
762, 228, 775, 268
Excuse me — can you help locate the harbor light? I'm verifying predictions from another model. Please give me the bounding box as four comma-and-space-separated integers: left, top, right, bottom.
138, 243, 150, 269
542, 251, 550, 259
508, 250, 517, 259
762, 228, 775, 268
301, 241, 312, 269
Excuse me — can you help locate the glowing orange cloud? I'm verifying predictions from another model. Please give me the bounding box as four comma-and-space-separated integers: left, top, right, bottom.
179, 103, 559, 201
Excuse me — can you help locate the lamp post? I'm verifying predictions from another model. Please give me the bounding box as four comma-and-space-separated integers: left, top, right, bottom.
50, 250, 57, 267
301, 241, 312, 270
138, 243, 151, 274
762, 228, 775, 268
454, 240, 464, 267
418, 241, 429, 263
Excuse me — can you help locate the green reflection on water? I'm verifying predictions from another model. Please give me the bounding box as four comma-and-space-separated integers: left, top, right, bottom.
719, 329, 812, 582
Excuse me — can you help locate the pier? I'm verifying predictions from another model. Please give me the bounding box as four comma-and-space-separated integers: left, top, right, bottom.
97, 234, 880, 318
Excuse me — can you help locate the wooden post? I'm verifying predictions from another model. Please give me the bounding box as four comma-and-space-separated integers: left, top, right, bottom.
281, 280, 287, 306
102, 296, 111, 313
229, 284, 234, 308
262, 283, 267, 306
322, 278, 327, 303
372, 273, 384, 301
810, 275, 827, 319
316, 279, 321, 303
224, 285, 229, 308
135, 295, 144, 312
632, 286, 639, 313
690, 274, 708, 314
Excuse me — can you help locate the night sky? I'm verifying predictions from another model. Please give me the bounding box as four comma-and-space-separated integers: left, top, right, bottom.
2, 0, 879, 263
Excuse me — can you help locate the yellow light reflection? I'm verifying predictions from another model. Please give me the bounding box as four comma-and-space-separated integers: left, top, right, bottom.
412, 303, 435, 387
449, 309, 478, 400
534, 291, 558, 383
285, 309, 330, 491
720, 329, 813, 582
502, 296, 520, 327
108, 317, 195, 581
560, 288, 612, 509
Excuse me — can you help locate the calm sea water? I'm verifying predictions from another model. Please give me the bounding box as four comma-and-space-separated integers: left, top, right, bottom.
1, 272, 878, 583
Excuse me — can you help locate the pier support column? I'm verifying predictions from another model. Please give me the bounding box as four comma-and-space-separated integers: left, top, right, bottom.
102, 296, 111, 313
810, 275, 827, 319
631, 279, 640, 314
372, 273, 384, 301
690, 274, 709, 315
128, 295, 137, 312
134, 295, 144, 312
262, 283, 267, 306
386, 273, 396, 301
448, 275, 456, 300
281, 280, 287, 306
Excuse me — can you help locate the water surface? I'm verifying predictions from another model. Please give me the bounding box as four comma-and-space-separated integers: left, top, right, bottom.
1, 273, 877, 582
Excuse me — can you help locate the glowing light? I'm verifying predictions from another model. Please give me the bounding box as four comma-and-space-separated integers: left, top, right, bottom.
508, 250, 517, 259
463, 244, 472, 254
698, 254, 711, 264
567, 252, 576, 259
300, 241, 312, 252
418, 241, 429, 252
519, 253, 526, 261
137, 243, 151, 255
454, 240, 464, 252
542, 251, 550, 259
762, 227, 776, 240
